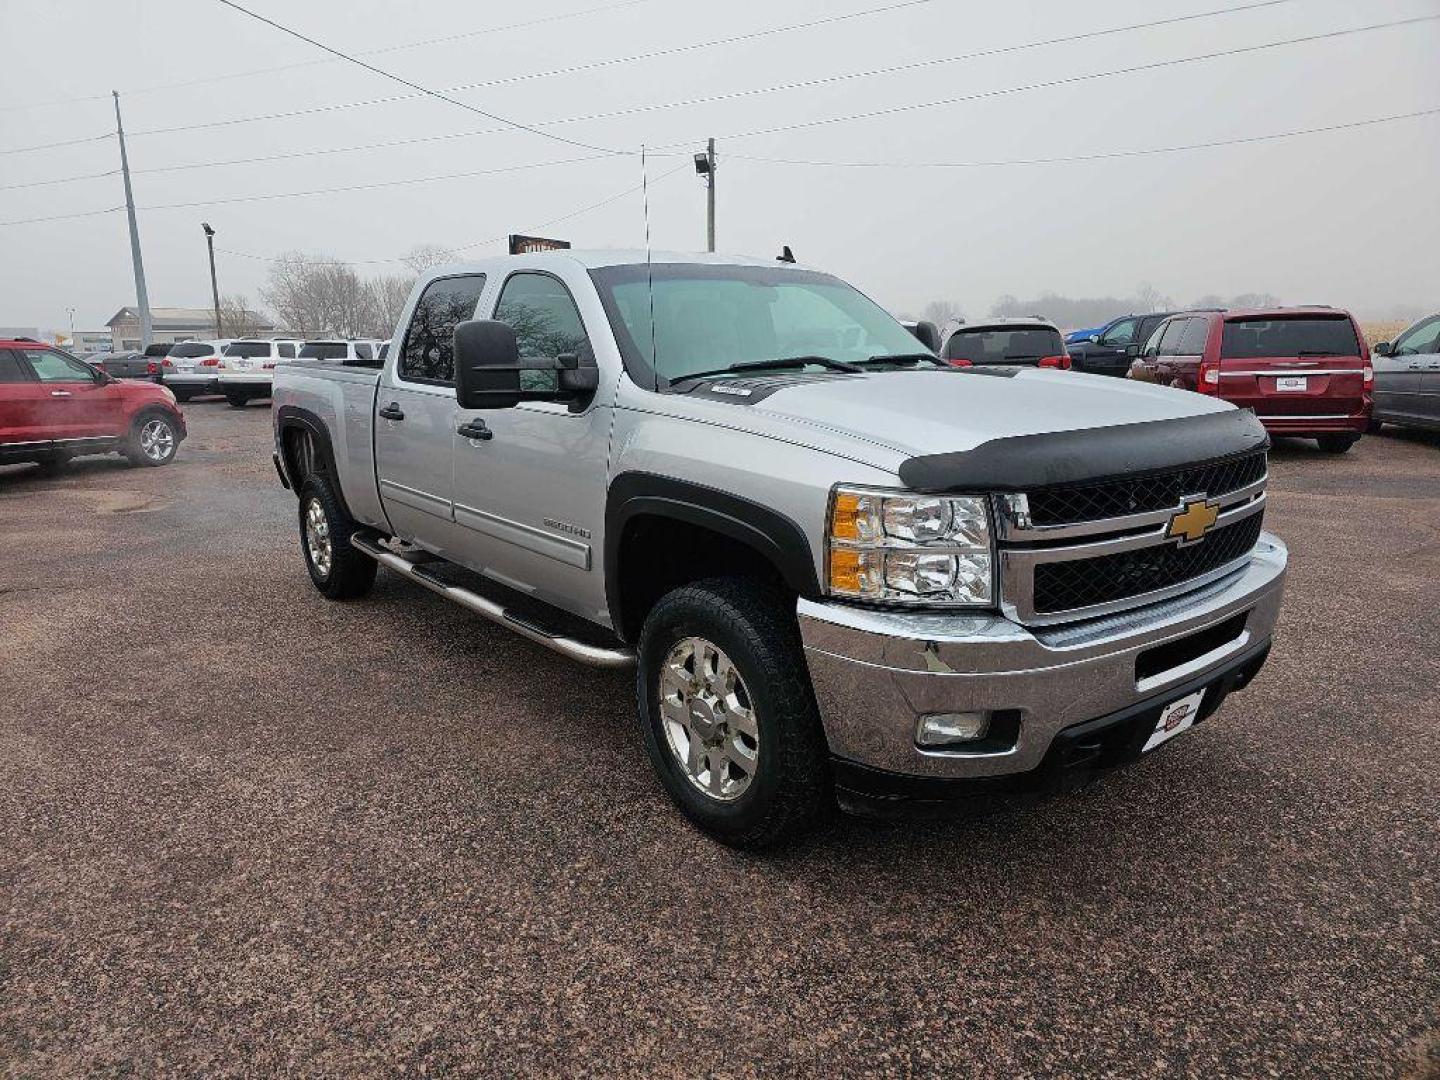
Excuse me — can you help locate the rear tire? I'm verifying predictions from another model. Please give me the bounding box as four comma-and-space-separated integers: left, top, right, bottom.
35, 451, 71, 475
298, 475, 377, 600
225, 391, 250, 408
1366, 418, 1384, 435
125, 410, 180, 467
1317, 435, 1358, 454
172, 389, 194, 403
636, 577, 831, 850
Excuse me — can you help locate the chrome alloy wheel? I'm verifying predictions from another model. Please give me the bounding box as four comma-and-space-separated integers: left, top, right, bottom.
304, 498, 333, 578
658, 637, 759, 802
139, 418, 175, 462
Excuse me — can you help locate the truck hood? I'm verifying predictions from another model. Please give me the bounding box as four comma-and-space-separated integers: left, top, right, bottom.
742, 367, 1233, 458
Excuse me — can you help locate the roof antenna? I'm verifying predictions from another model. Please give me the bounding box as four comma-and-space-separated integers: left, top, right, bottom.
642, 145, 658, 390
777, 245, 795, 264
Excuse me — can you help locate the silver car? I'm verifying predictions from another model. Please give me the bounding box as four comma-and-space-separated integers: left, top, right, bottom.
1372, 314, 1440, 433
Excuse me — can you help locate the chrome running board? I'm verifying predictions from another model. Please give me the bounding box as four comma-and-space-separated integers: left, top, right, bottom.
350, 532, 635, 669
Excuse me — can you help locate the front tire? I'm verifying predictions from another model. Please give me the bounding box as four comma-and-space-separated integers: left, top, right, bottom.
125, 411, 179, 467
298, 475, 376, 600
1317, 435, 1358, 454
636, 578, 831, 850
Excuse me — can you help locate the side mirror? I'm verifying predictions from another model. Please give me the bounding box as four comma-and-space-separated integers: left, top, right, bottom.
556, 345, 600, 393
454, 320, 523, 409
1087, 334, 1101, 344
1373, 341, 1392, 356
909, 320, 942, 353
1125, 343, 1141, 358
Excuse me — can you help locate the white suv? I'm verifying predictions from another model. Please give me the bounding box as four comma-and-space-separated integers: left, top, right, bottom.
161, 339, 231, 400
297, 340, 386, 367
218, 339, 301, 407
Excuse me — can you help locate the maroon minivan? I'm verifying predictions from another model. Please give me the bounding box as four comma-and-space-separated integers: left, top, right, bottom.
1129, 307, 1371, 452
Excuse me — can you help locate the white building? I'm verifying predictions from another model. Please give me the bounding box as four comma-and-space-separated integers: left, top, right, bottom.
106, 306, 275, 350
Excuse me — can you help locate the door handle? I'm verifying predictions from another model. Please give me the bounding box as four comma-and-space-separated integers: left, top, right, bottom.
378, 402, 405, 420
50, 390, 72, 397
456, 419, 493, 441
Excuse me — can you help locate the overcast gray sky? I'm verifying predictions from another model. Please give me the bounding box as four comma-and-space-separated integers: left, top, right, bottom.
2, 0, 1437, 335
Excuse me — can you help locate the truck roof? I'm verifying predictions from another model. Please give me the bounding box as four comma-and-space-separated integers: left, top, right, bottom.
425, 249, 810, 276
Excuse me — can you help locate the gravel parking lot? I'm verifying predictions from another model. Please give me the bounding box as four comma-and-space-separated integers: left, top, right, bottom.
2, 400, 1436, 1077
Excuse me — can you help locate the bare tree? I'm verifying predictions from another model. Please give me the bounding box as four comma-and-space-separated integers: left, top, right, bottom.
367, 274, 414, 337
400, 244, 452, 275
217, 293, 268, 337
261, 252, 379, 338
921, 299, 964, 326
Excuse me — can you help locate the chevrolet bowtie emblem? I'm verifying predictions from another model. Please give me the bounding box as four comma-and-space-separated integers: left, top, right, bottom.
1167, 497, 1220, 545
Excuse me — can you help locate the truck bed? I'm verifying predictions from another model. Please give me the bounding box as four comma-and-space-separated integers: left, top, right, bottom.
271, 361, 387, 529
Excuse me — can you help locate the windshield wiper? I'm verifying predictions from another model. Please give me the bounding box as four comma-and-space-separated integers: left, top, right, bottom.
857, 352, 948, 367
670, 355, 863, 384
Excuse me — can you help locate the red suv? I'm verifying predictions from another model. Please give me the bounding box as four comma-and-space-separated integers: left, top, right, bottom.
0, 340, 187, 470
1129, 307, 1371, 452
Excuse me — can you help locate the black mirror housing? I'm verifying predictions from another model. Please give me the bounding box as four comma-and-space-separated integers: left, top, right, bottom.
910, 320, 942, 353
1373, 341, 1392, 356
454, 320, 523, 409
1125, 343, 1141, 357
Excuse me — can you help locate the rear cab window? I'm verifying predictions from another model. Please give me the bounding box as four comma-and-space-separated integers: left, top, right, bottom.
1221, 316, 1360, 358
399, 275, 488, 385
299, 342, 349, 360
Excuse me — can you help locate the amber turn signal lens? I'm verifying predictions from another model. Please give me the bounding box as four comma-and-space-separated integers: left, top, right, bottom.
829, 546, 864, 592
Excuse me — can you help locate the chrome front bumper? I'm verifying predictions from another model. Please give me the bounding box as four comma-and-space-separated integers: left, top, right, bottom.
798, 533, 1287, 781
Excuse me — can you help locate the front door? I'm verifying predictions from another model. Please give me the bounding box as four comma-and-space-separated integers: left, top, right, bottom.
19, 348, 125, 441
373, 273, 488, 551
450, 269, 612, 623
1080, 316, 1139, 377
1385, 316, 1440, 423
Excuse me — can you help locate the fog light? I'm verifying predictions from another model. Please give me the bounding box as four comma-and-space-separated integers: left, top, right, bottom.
917, 711, 990, 747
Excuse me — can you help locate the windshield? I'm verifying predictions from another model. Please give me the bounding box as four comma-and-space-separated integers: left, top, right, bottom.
224, 342, 272, 358
299, 343, 348, 360
590, 264, 926, 384
944, 326, 1063, 364
1221, 316, 1360, 358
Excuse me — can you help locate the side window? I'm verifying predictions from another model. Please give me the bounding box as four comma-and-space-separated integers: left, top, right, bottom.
1141, 322, 1167, 358
0, 350, 30, 383
278, 342, 295, 359
400, 274, 487, 385
1179, 318, 1211, 355
1157, 319, 1190, 357
23, 349, 96, 382
1394, 317, 1440, 356
493, 272, 589, 392
1099, 317, 1138, 346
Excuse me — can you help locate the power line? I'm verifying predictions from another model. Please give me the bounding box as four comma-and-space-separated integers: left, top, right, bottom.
117, 0, 1292, 176
673, 12, 1440, 146
0, 168, 119, 192
723, 107, 1440, 168
0, 132, 112, 157
0, 206, 124, 227
126, 0, 1280, 143
216, 162, 690, 267
0, 0, 657, 113
212, 0, 630, 156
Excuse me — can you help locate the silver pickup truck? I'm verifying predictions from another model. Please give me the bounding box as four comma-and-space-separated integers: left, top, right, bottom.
272, 250, 1287, 849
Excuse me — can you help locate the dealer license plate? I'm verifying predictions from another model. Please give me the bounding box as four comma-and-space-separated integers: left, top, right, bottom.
1274, 376, 1308, 391
1143, 689, 1206, 753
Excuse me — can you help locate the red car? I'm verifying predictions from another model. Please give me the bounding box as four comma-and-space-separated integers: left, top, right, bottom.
0, 339, 187, 470
1129, 307, 1371, 452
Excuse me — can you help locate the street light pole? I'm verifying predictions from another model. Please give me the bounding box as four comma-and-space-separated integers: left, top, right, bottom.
202, 223, 222, 338
693, 138, 716, 252
112, 91, 152, 349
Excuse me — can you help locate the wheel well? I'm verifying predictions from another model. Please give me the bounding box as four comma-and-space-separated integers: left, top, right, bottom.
281, 423, 324, 486
615, 514, 791, 643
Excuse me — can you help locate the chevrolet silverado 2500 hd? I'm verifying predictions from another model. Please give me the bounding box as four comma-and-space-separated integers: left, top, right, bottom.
272, 251, 1287, 849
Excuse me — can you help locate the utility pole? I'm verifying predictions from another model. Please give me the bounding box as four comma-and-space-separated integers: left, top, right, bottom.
112, 91, 152, 348
694, 138, 716, 252
202, 223, 222, 338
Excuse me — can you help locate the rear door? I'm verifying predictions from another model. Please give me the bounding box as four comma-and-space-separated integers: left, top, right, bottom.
374, 273, 487, 549
0, 349, 52, 450
1217, 315, 1366, 420
1151, 318, 1193, 386
18, 348, 126, 439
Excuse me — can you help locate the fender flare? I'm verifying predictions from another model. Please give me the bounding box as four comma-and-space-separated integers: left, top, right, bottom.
274, 405, 354, 519
604, 471, 822, 639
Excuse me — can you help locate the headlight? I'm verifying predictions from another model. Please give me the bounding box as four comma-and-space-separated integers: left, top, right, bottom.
827, 486, 994, 606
